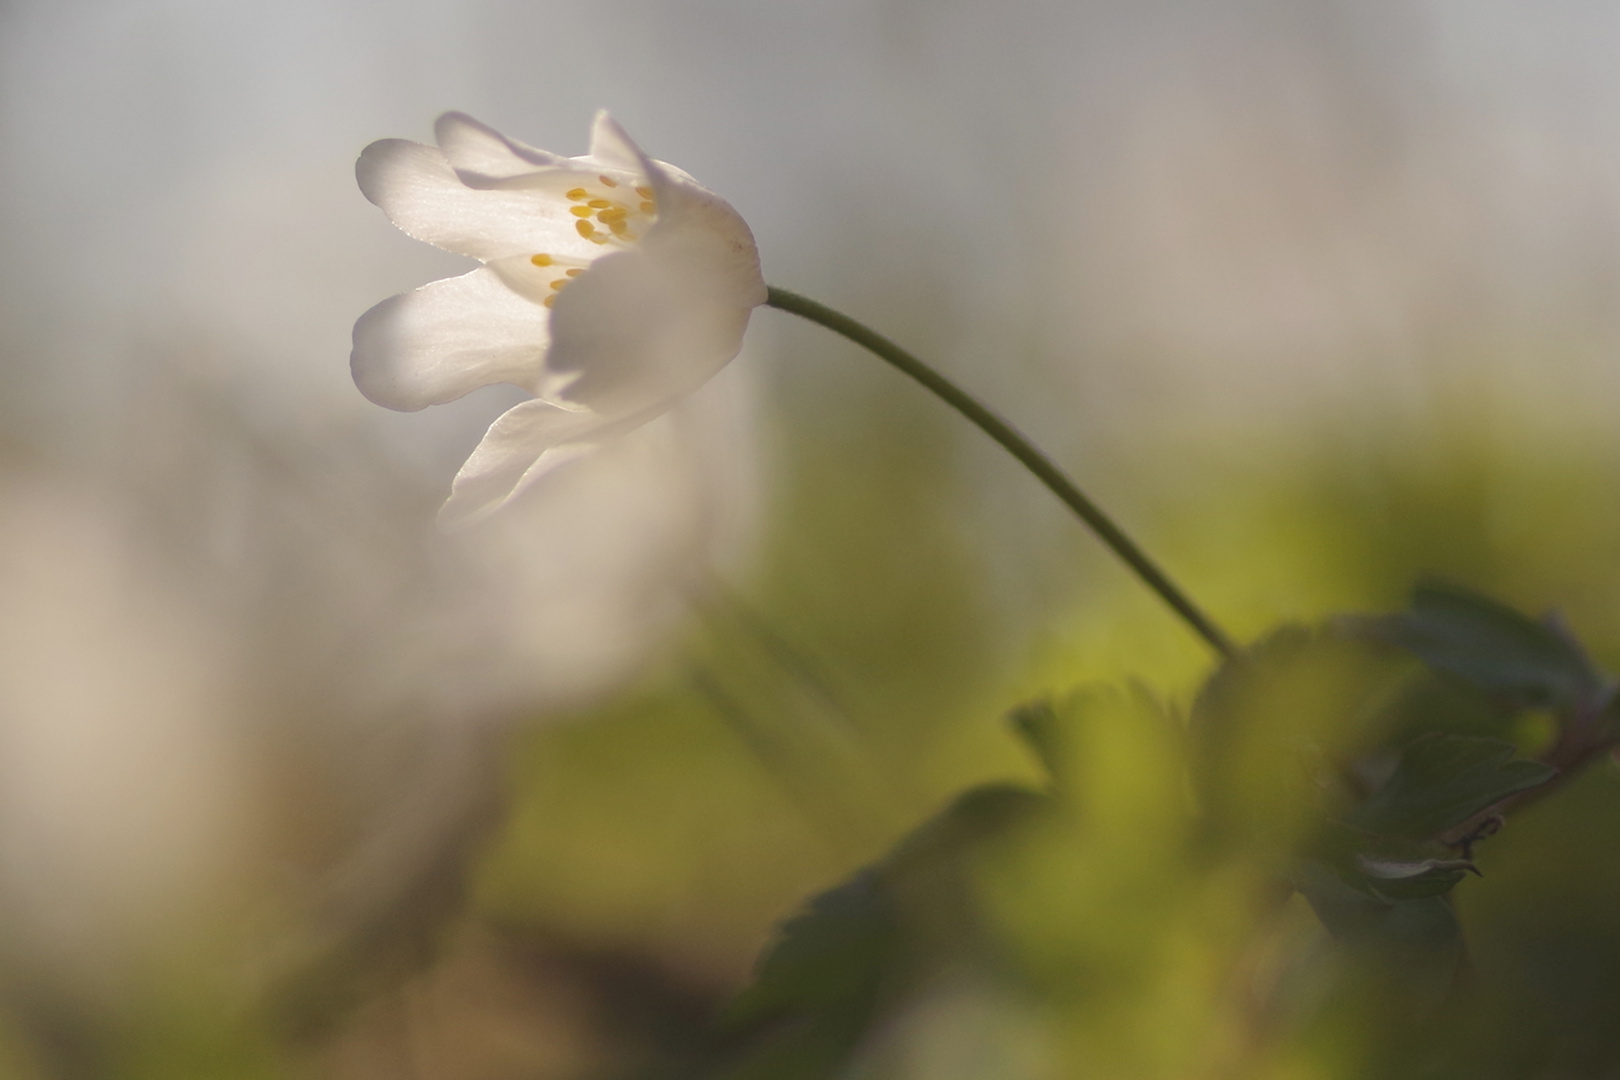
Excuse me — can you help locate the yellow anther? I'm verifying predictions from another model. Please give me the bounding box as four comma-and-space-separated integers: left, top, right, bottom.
530, 253, 553, 267
598, 209, 627, 224
587, 199, 612, 209
609, 220, 632, 238
570, 205, 594, 218
543, 295, 556, 308
565, 188, 589, 201
550, 279, 569, 290
576, 219, 597, 239
639, 201, 656, 213
565, 268, 584, 277
635, 186, 654, 199
598, 174, 618, 187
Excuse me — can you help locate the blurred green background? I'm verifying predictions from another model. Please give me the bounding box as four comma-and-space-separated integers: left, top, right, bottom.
5, 1, 1620, 1076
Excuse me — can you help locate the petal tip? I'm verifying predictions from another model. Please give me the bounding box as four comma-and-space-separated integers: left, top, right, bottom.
350, 294, 428, 412
355, 137, 449, 209
436, 111, 567, 180
433, 110, 493, 154
588, 112, 648, 173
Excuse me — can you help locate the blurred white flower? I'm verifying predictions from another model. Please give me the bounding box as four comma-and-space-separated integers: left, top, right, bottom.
353, 111, 767, 526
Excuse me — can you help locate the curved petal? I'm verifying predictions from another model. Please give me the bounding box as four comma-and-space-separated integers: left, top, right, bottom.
586, 111, 646, 174
352, 268, 549, 411
642, 180, 769, 308
356, 138, 602, 262
434, 111, 566, 183
579, 112, 761, 302
638, 159, 767, 309
439, 400, 618, 528
545, 249, 753, 420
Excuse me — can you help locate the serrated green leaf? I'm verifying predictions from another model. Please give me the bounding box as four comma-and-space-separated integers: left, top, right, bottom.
1345, 734, 1556, 839
1358, 581, 1607, 711
1009, 700, 1066, 787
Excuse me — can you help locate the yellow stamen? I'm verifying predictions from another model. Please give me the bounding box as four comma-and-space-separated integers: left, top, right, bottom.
598, 209, 627, 224
639, 201, 656, 213
565, 268, 584, 277
543, 295, 556, 307
599, 175, 618, 187
550, 279, 569, 290
565, 187, 589, 201
586, 199, 612, 209
530, 253, 553, 267
570, 206, 594, 218
635, 186, 654, 199
576, 220, 597, 239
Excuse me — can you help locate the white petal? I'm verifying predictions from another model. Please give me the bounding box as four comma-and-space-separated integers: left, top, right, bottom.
586, 112, 646, 174
434, 111, 567, 184
621, 134, 765, 310
578, 114, 759, 296
351, 267, 549, 411
546, 249, 753, 420
640, 176, 768, 309
439, 400, 621, 528
356, 138, 601, 262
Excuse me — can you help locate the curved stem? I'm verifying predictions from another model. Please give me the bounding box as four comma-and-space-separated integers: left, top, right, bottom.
765, 286, 1236, 660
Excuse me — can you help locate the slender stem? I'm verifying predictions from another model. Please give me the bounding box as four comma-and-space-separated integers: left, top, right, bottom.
765, 285, 1236, 660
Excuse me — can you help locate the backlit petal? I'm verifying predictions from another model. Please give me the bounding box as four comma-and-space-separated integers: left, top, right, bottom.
351, 268, 549, 411
439, 400, 624, 527
356, 138, 599, 262
434, 111, 567, 184
585, 111, 646, 174
640, 176, 767, 308
546, 249, 752, 420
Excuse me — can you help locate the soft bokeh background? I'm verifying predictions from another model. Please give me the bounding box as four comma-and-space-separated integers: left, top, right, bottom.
5, 1, 1620, 1076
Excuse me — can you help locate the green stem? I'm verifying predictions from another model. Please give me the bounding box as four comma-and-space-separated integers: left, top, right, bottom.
765, 286, 1236, 660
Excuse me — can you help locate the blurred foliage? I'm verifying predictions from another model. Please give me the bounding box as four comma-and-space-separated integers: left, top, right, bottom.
646, 582, 1619, 1080
284, 338, 1620, 1080
442, 336, 1620, 1080
7, 325, 1620, 1080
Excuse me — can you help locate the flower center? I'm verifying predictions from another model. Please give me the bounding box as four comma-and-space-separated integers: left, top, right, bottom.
529, 177, 659, 307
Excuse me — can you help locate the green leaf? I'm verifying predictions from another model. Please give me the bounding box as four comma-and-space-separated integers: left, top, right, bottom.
1357, 581, 1608, 711
713, 784, 1047, 1080
1373, 668, 1524, 742
1345, 734, 1556, 839
1009, 699, 1067, 787
1294, 862, 1466, 1009
1304, 822, 1474, 902
890, 783, 1051, 867
1355, 854, 1478, 901
1295, 860, 1463, 956
1188, 627, 1413, 851
724, 869, 900, 1032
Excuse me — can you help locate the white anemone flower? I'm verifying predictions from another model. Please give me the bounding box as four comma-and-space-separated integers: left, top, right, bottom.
353, 112, 767, 526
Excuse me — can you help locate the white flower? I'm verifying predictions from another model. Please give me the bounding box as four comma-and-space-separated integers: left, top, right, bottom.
353, 112, 767, 526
